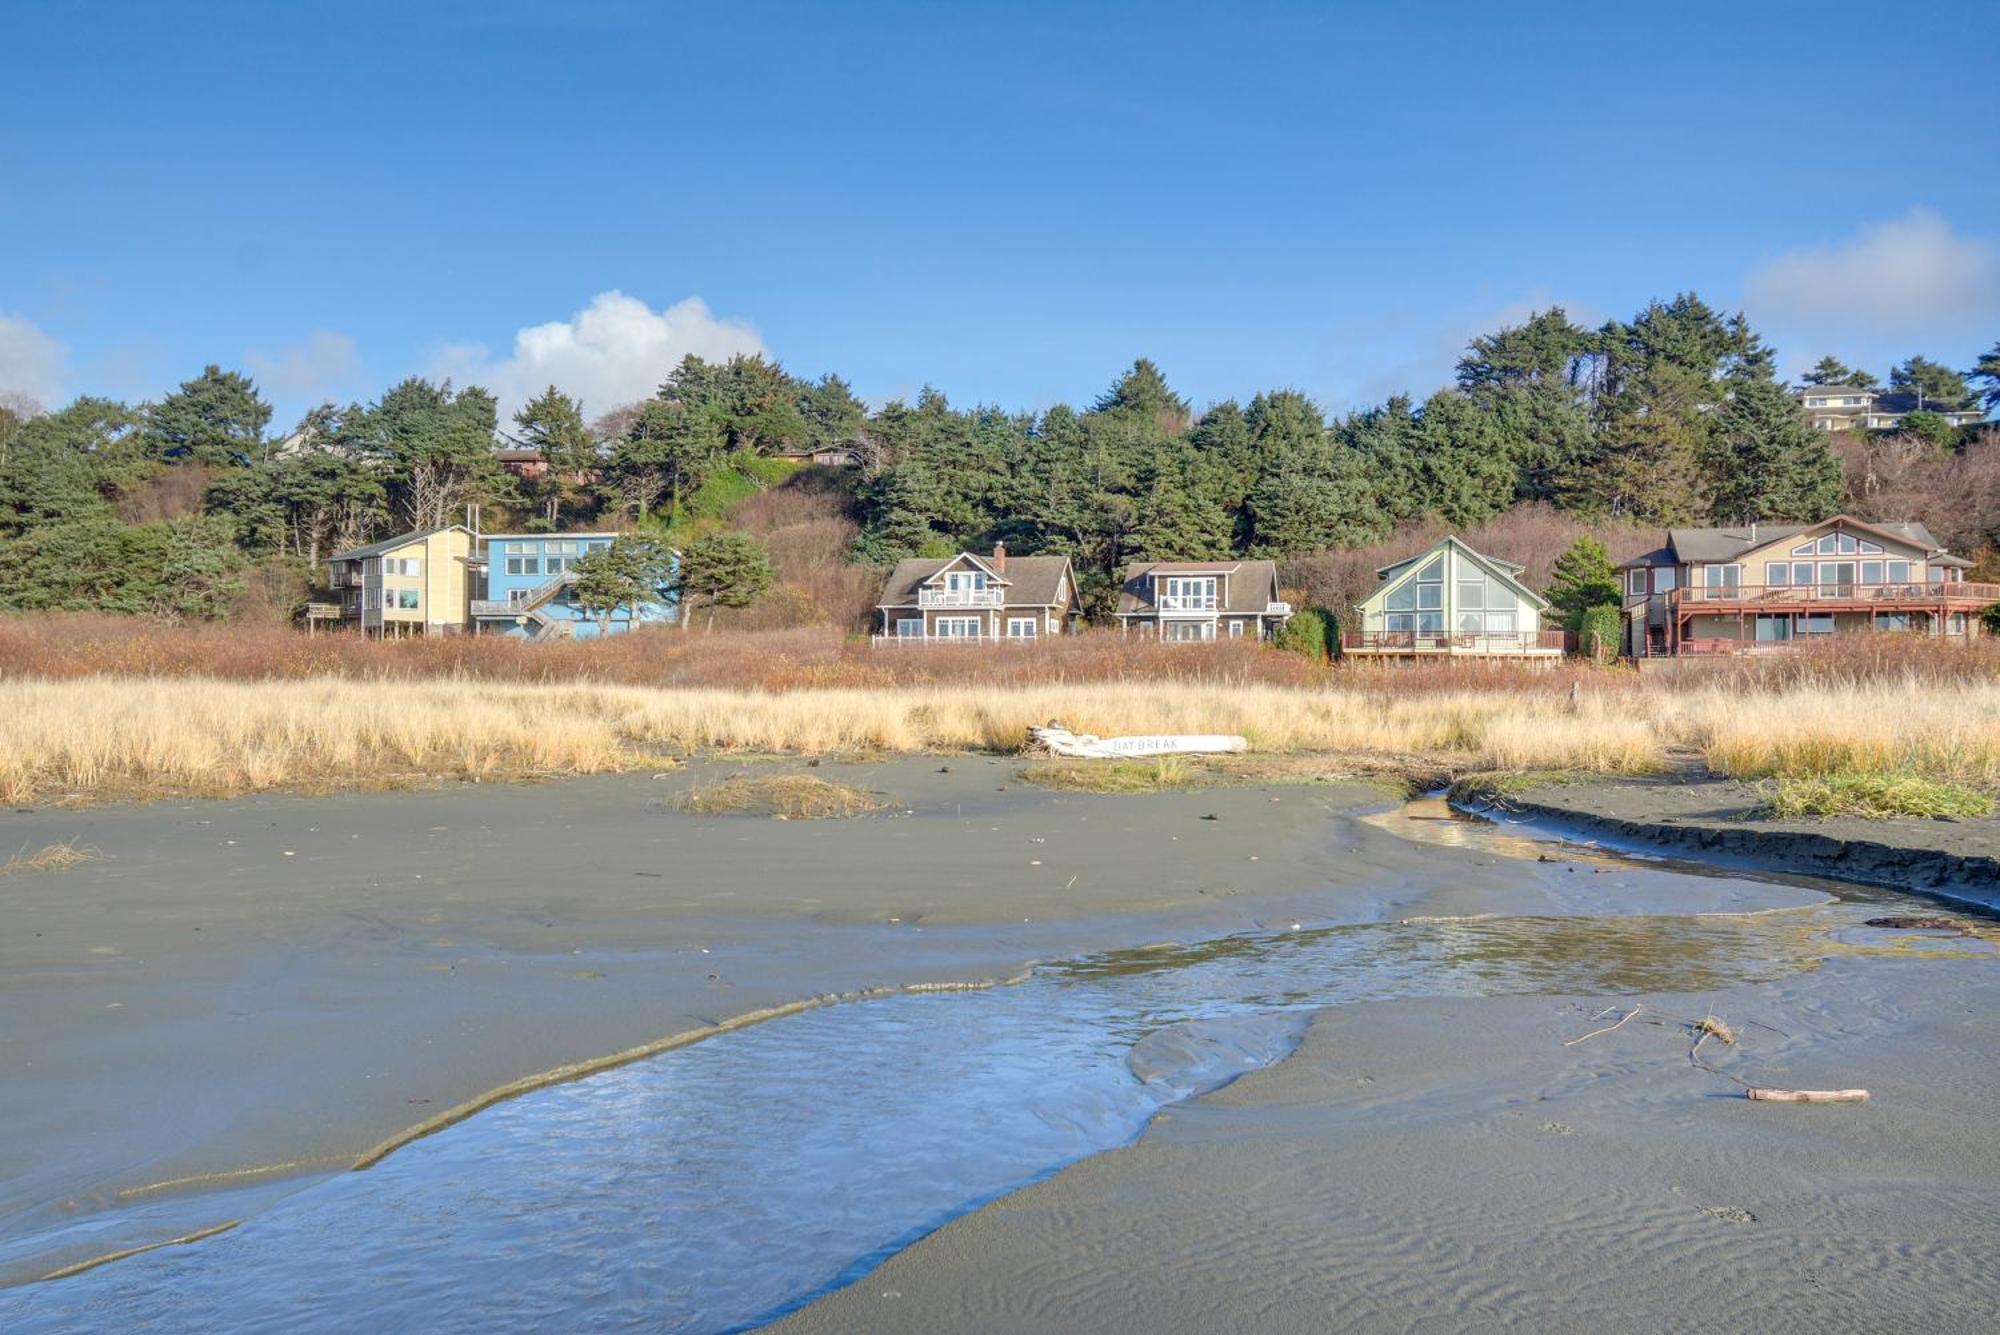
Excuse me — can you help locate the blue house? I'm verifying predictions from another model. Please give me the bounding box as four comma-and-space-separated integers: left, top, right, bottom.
471, 533, 678, 638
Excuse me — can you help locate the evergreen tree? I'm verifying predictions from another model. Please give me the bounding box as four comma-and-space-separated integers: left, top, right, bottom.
1128, 454, 1232, 561
1800, 355, 1876, 388
1967, 339, 2000, 411
513, 386, 598, 526
1546, 535, 1622, 624
1412, 390, 1515, 526
674, 529, 775, 630
1889, 355, 1973, 410
609, 398, 726, 520
1091, 358, 1190, 432
143, 365, 272, 466
1705, 377, 1841, 523
569, 534, 675, 634
362, 378, 505, 530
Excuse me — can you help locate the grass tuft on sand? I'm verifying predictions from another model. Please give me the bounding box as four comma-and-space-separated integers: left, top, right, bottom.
667, 773, 889, 819
1755, 771, 1994, 821
0, 839, 101, 877
1017, 757, 1201, 793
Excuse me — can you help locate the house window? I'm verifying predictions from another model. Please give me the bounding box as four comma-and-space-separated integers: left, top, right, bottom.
895, 617, 922, 637
384, 557, 422, 577
395, 589, 421, 610
1228, 620, 1244, 638
1416, 557, 1443, 610
1949, 613, 1968, 635
1754, 615, 1792, 642
507, 557, 542, 576
1802, 614, 1834, 635
1006, 617, 1037, 638
1766, 562, 1789, 586
1700, 565, 1740, 598
934, 617, 981, 639
1164, 620, 1215, 642
1160, 576, 1217, 611
1886, 560, 1910, 585
1628, 570, 1648, 597
1385, 612, 1413, 636
1857, 539, 1882, 555
1655, 567, 1677, 592
1874, 613, 1911, 632
945, 570, 988, 593
1416, 611, 1444, 636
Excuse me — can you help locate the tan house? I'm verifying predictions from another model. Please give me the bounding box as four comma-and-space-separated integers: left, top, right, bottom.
1619, 516, 1995, 657
1114, 560, 1292, 641
1794, 385, 1986, 433
873, 545, 1079, 642
320, 525, 478, 636
1342, 536, 1564, 659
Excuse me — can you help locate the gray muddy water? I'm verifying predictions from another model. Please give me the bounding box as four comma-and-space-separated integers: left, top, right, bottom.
2, 809, 1984, 1333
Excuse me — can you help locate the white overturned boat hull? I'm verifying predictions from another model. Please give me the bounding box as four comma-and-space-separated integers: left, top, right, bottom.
1028, 725, 1247, 759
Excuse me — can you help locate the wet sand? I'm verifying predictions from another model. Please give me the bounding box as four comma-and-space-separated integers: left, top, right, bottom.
3, 756, 1782, 1283
5, 756, 1991, 1325
778, 956, 2000, 1333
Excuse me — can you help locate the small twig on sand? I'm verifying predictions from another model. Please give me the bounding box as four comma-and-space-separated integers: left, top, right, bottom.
1564, 1004, 1641, 1047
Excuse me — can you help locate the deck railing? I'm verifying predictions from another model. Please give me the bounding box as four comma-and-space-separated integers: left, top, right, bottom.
1341, 630, 1569, 653
917, 587, 1005, 608
1670, 581, 2000, 608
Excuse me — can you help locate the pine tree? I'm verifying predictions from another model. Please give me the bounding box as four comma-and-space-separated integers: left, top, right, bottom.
1965, 340, 2000, 411
143, 365, 272, 466
1547, 535, 1622, 623
1706, 377, 1841, 523
674, 530, 775, 631
1800, 355, 1875, 389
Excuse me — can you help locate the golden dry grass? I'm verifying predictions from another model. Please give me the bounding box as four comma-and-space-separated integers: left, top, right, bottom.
0, 839, 102, 876
1, 674, 1997, 804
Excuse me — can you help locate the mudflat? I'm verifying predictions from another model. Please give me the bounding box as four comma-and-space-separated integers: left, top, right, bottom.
5, 756, 1759, 1282
4, 754, 1991, 1331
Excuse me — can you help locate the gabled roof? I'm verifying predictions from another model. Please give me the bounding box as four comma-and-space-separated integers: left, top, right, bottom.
918, 551, 1012, 586
1627, 516, 1948, 567
1114, 559, 1281, 617
876, 554, 1074, 607
329, 525, 472, 562
1361, 536, 1548, 611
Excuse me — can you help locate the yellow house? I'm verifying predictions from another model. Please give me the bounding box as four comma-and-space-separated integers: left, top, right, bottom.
324, 525, 477, 636
1618, 516, 1995, 657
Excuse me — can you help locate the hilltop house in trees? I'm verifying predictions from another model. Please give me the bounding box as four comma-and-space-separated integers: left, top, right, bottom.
873, 545, 1079, 641
1342, 536, 1564, 659
469, 533, 676, 639
1618, 516, 1993, 657
1114, 560, 1293, 641
316, 525, 478, 636
1793, 385, 1986, 433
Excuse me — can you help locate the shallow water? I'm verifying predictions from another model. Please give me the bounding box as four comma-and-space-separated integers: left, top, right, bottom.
3, 814, 1987, 1333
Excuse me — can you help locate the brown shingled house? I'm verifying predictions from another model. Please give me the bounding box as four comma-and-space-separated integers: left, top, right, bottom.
873, 545, 1080, 642
1114, 560, 1292, 641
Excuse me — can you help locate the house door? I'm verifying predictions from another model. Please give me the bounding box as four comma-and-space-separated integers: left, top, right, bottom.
1817, 562, 1855, 598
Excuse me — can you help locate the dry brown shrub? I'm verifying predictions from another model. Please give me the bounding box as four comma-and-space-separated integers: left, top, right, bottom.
668, 773, 888, 819
0, 840, 102, 876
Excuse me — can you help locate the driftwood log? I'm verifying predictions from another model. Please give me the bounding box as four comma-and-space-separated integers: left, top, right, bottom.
1746, 1087, 1870, 1103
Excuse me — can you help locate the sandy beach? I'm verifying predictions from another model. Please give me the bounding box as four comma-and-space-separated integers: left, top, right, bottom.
2, 759, 1995, 1330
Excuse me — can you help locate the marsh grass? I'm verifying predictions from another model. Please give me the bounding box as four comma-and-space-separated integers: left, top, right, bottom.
1017, 757, 1201, 793
0, 839, 102, 877
667, 773, 890, 819
2, 671, 1998, 806
1754, 771, 1994, 821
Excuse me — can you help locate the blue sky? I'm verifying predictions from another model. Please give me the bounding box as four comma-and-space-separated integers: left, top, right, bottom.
3, 0, 1996, 427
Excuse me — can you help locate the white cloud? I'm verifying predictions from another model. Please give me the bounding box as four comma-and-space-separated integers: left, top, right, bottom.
431, 291, 767, 422
1745, 209, 2000, 337
246, 330, 360, 402
0, 313, 67, 408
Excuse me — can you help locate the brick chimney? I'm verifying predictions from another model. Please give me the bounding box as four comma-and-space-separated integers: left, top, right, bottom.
992, 541, 1007, 574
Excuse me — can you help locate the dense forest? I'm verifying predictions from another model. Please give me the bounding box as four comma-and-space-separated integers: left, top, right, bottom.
1, 294, 1995, 626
